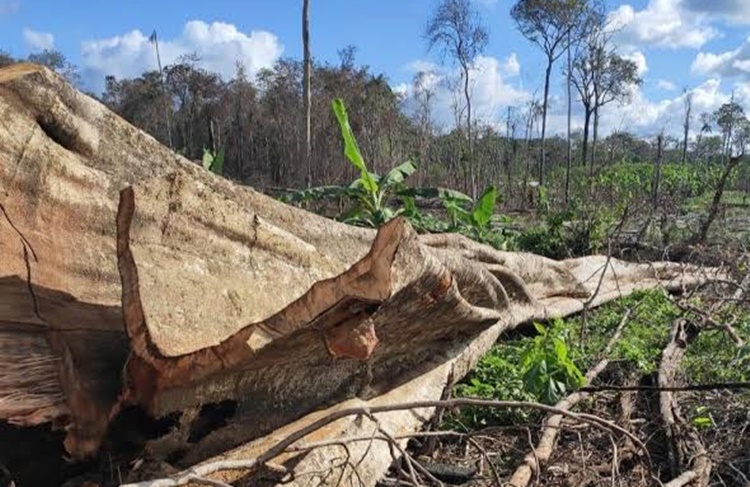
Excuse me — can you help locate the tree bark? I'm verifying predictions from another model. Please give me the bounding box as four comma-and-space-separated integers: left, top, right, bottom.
539, 58, 552, 186
652, 134, 664, 212
694, 154, 743, 244
581, 107, 592, 172
565, 39, 573, 205
462, 61, 475, 200
681, 92, 691, 165
591, 104, 600, 176
302, 0, 312, 187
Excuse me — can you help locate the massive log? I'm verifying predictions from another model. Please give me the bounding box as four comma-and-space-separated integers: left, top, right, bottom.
0, 65, 724, 486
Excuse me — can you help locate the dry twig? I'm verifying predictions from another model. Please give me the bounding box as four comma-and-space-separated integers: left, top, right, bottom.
507, 308, 633, 487
120, 399, 646, 487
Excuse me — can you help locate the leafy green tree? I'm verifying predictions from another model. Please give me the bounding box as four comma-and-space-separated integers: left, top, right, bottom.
693, 101, 748, 243
27, 48, 80, 86
571, 41, 641, 173
511, 0, 590, 186
713, 99, 746, 158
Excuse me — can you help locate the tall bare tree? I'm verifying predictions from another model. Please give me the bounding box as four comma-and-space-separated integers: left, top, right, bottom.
511, 0, 588, 186
302, 0, 312, 187
681, 89, 692, 164
412, 70, 436, 185
425, 0, 488, 199
694, 100, 748, 243
570, 18, 640, 174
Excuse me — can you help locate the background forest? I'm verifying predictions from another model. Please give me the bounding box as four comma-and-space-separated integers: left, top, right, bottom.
2, 0, 748, 218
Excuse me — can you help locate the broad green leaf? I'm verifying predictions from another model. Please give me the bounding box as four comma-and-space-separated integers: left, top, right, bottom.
553, 338, 568, 361
398, 187, 472, 203
331, 98, 378, 194
533, 322, 547, 335
202, 147, 213, 170
286, 185, 350, 202
211, 147, 225, 175
691, 416, 713, 429
380, 160, 417, 187
472, 185, 497, 228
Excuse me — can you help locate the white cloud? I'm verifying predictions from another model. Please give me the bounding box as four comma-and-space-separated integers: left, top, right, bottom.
402, 53, 738, 140
23, 28, 54, 51
470, 55, 529, 121
733, 81, 750, 106
500, 53, 520, 77
593, 78, 732, 137
608, 0, 716, 49
541, 77, 734, 140
691, 36, 750, 79
405, 60, 440, 75
400, 55, 529, 132
622, 50, 648, 76
80, 20, 283, 91
683, 0, 750, 25
474, 0, 498, 8
657, 79, 677, 91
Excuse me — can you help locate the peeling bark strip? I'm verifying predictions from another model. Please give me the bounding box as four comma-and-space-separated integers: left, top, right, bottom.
117, 176, 407, 409
0, 64, 729, 484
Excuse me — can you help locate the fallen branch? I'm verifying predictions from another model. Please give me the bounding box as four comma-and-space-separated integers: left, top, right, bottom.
119, 398, 646, 487
676, 300, 744, 347
659, 318, 712, 487
507, 308, 633, 487
466, 436, 501, 486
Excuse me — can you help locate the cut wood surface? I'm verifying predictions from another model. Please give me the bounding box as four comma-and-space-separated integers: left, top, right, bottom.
0, 64, 727, 485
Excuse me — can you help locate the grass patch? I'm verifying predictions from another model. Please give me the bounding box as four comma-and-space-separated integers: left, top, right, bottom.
449, 290, 680, 429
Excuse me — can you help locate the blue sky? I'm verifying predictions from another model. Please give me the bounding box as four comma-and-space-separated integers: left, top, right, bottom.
1, 0, 749, 137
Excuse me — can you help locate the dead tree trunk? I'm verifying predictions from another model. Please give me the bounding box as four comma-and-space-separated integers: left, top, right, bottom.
693, 154, 743, 244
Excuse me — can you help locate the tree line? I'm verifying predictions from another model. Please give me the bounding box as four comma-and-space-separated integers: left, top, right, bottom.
1, 0, 748, 209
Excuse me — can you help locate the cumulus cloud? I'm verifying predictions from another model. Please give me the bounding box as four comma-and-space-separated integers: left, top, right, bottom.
80, 20, 283, 92
400, 54, 529, 132
540, 76, 736, 140
683, 0, 750, 25
691, 36, 750, 80
23, 28, 55, 51
500, 53, 520, 77
401, 54, 737, 140
592, 77, 734, 138
622, 50, 649, 76
608, 0, 716, 49
657, 79, 677, 91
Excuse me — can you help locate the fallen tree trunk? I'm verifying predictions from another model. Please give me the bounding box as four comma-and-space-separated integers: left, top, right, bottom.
0, 64, 727, 486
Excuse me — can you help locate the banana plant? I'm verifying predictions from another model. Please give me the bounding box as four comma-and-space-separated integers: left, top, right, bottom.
283, 98, 508, 238
331, 98, 417, 226
202, 146, 225, 175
